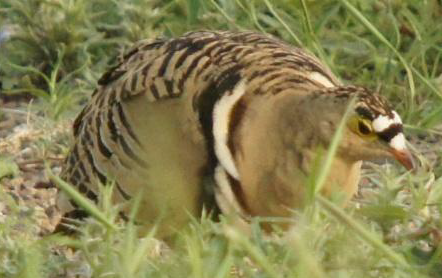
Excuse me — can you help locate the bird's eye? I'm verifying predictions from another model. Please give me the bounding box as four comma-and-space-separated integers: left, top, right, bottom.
348, 116, 376, 139
358, 120, 372, 135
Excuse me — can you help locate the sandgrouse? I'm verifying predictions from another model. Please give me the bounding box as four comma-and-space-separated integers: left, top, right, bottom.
57, 30, 414, 236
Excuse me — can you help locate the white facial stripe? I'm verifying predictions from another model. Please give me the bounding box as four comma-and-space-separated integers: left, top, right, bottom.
212, 79, 247, 179
308, 72, 335, 88
389, 133, 406, 150
372, 110, 402, 132
372, 115, 393, 132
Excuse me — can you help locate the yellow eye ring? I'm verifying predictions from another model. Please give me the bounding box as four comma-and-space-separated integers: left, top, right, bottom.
357, 120, 372, 135
349, 116, 377, 139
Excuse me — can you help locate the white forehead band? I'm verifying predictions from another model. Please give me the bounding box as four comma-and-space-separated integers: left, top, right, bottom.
372, 111, 402, 132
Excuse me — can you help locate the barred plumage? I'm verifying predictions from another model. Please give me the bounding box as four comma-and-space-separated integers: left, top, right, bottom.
58, 30, 414, 236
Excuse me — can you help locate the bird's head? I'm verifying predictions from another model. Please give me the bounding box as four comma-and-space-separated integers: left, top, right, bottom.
309, 85, 415, 170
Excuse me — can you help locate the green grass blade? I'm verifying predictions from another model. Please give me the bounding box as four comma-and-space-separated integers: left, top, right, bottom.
225, 226, 280, 278
313, 98, 356, 195
339, 0, 417, 106
46, 165, 118, 231
263, 0, 303, 46
317, 195, 412, 271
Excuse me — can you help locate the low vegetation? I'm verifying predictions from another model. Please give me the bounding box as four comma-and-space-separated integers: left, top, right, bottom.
0, 0, 441, 277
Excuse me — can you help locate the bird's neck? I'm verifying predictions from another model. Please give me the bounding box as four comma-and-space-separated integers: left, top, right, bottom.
227, 95, 319, 216
227, 94, 360, 217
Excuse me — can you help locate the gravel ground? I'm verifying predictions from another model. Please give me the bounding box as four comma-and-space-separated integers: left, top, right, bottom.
0, 95, 69, 235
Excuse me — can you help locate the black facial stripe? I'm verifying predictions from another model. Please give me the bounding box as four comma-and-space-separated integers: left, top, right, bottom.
377, 123, 403, 142
355, 106, 374, 120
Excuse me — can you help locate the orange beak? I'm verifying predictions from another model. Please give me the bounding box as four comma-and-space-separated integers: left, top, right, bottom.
389, 148, 415, 170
